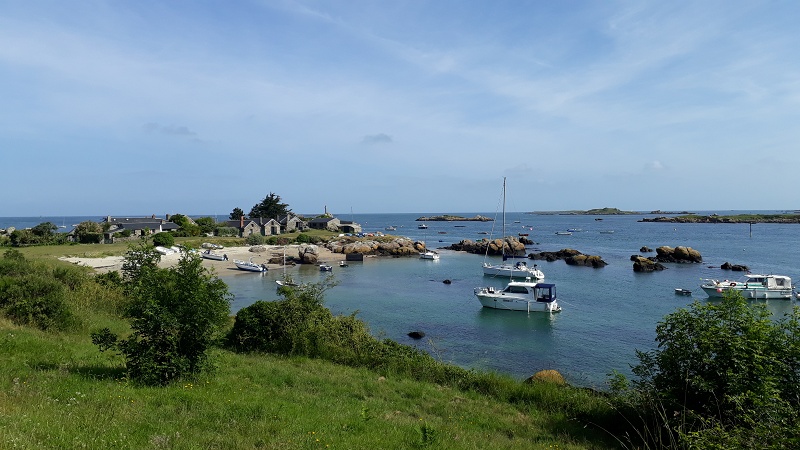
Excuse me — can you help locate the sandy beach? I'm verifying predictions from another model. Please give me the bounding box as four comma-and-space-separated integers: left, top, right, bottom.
59, 244, 342, 277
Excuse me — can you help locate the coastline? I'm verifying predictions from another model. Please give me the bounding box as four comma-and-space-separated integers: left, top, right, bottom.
59, 244, 343, 277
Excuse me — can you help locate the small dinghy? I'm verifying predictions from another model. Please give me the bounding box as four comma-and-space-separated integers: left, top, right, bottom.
675, 288, 693, 296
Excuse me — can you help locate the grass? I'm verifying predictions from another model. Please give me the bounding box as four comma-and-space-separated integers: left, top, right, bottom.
1, 243, 620, 449
0, 318, 616, 449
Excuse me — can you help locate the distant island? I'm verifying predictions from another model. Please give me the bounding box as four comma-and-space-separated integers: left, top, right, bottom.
648, 210, 695, 215
415, 215, 493, 222
528, 207, 639, 216
639, 214, 800, 224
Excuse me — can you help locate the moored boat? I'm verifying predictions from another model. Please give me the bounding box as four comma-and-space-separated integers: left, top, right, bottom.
420, 250, 439, 260
675, 288, 693, 296
319, 264, 333, 271
474, 279, 561, 313
201, 250, 228, 261
234, 257, 267, 272
555, 231, 572, 235
700, 274, 793, 299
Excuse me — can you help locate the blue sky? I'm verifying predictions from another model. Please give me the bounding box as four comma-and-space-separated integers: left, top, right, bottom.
2, 1, 798, 216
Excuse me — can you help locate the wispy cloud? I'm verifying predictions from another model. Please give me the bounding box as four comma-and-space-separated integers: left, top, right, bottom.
361, 133, 393, 145
143, 123, 198, 138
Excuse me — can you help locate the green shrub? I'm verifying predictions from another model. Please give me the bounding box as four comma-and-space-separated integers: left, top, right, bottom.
216, 227, 239, 237
94, 247, 231, 386
244, 234, 264, 245
0, 274, 73, 331
265, 236, 278, 245
151, 232, 175, 247
295, 233, 312, 244
617, 291, 800, 447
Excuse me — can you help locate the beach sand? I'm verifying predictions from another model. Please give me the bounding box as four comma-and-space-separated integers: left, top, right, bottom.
59, 244, 342, 277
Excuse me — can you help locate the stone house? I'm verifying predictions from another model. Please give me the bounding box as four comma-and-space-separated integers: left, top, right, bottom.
277, 214, 307, 233
308, 217, 341, 231
224, 217, 283, 237
101, 215, 180, 243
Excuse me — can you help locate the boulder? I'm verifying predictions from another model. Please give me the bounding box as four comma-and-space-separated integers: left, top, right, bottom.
640, 246, 653, 253
298, 245, 319, 264
443, 236, 527, 256
326, 237, 421, 257
525, 370, 566, 385
408, 331, 426, 339
528, 248, 582, 262
721, 262, 749, 272
655, 246, 702, 263
249, 245, 267, 253
565, 254, 608, 268
632, 256, 667, 272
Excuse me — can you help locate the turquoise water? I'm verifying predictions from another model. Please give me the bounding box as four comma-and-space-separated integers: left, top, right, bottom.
5, 212, 799, 388
223, 211, 800, 388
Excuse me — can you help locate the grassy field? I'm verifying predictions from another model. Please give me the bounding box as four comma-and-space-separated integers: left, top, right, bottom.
1, 244, 621, 449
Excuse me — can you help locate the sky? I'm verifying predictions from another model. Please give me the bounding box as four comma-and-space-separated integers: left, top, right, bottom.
2, 0, 799, 216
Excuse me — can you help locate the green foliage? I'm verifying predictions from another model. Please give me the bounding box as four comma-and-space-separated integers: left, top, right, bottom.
169, 214, 190, 227
0, 251, 75, 331
265, 236, 278, 245
294, 233, 312, 244
248, 192, 291, 219
216, 226, 239, 237
94, 270, 123, 288
619, 292, 800, 447
244, 234, 264, 245
194, 216, 216, 234
151, 232, 175, 247
95, 247, 232, 385
74, 221, 104, 244
229, 207, 244, 220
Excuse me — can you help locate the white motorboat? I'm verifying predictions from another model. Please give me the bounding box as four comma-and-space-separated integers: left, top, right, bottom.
385, 226, 397, 231
201, 250, 228, 261
155, 246, 175, 255
319, 264, 333, 272
700, 274, 793, 299
555, 231, 572, 235
339, 260, 348, 267
481, 178, 544, 280
234, 257, 267, 273
419, 251, 439, 260
418, 223, 428, 229
474, 279, 561, 313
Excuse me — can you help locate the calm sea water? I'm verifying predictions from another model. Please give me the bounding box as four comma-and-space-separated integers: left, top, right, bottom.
5, 212, 799, 387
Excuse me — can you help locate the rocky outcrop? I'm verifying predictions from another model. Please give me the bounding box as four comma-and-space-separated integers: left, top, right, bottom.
639, 214, 800, 223
325, 237, 423, 256
631, 256, 667, 272
655, 246, 702, 263
528, 248, 582, 262
721, 262, 749, 272
298, 244, 319, 264
443, 237, 526, 256
528, 248, 606, 268
565, 254, 608, 268
416, 215, 493, 222
640, 246, 653, 253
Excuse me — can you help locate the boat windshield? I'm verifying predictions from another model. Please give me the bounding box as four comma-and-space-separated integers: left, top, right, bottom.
503, 285, 529, 294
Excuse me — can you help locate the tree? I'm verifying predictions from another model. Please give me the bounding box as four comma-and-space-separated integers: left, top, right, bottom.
74, 221, 104, 244
194, 217, 216, 235
248, 193, 291, 219
152, 232, 175, 247
626, 292, 800, 446
93, 246, 231, 386
31, 222, 58, 241
229, 208, 244, 220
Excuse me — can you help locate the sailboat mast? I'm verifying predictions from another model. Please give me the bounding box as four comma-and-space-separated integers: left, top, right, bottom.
501, 177, 506, 259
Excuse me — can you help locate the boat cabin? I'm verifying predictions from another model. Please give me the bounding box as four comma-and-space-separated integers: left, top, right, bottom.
493, 282, 557, 303
745, 274, 791, 289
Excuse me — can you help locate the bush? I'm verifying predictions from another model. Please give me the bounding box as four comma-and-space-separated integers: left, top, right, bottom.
94, 247, 231, 386
295, 233, 312, 244
0, 273, 73, 331
216, 227, 239, 237
151, 232, 175, 247
619, 292, 800, 447
244, 234, 264, 246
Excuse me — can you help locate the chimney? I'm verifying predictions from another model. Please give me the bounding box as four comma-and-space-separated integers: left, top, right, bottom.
240, 216, 244, 228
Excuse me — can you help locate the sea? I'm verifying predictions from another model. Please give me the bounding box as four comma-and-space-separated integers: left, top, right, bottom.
4, 211, 799, 388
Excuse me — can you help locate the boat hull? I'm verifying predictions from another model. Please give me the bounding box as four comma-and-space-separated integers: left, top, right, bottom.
474, 293, 561, 312
701, 285, 792, 299
482, 263, 543, 280
234, 261, 266, 272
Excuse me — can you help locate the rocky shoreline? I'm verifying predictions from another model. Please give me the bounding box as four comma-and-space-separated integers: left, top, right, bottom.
639, 214, 800, 224
415, 215, 493, 222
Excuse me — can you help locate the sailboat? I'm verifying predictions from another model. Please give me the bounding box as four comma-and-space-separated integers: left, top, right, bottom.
481, 178, 544, 280
275, 245, 299, 288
